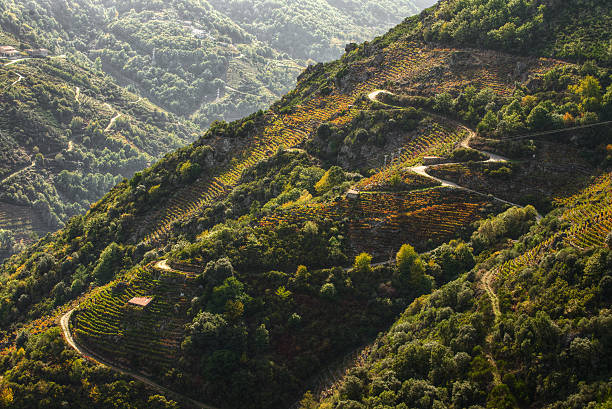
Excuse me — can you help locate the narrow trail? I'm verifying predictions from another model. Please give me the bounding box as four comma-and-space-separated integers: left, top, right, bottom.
4, 58, 28, 66
482, 267, 503, 385
75, 86, 80, 102
0, 161, 35, 185
105, 113, 122, 132
367, 90, 542, 219
4, 54, 65, 67
10, 71, 23, 87
60, 299, 217, 409
482, 268, 501, 320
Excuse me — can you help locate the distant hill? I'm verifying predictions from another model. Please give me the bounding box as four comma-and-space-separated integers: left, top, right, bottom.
0, 0, 435, 126
0, 29, 198, 256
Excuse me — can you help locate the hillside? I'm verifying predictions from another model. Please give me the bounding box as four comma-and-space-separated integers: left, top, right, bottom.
0, 0, 610, 409
0, 29, 198, 258
0, 0, 433, 257
306, 175, 612, 409
206, 0, 434, 60
0, 0, 434, 126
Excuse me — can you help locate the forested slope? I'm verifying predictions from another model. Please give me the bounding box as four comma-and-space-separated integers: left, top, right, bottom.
0, 28, 197, 258
0, 0, 432, 257
306, 176, 612, 409
0, 0, 434, 126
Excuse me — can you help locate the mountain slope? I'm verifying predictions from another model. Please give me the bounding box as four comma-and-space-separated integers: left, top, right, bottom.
0, 0, 610, 408
306, 175, 612, 409
0, 0, 435, 126
0, 0, 434, 256
0, 36, 197, 257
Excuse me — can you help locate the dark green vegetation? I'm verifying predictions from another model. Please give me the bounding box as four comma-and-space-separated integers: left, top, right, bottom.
307, 185, 612, 409
0, 0, 433, 124
0, 0, 611, 408
383, 0, 612, 65
0, 42, 197, 255
0, 328, 182, 409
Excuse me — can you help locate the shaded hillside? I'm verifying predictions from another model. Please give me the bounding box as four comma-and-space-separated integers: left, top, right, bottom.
0, 41, 197, 256
306, 175, 612, 409
0, 0, 433, 126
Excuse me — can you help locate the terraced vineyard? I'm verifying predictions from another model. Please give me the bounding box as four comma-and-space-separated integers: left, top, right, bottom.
557, 173, 612, 249
141, 40, 559, 246
350, 41, 557, 98
0, 201, 46, 233
498, 236, 556, 280
260, 187, 496, 256
0, 201, 49, 259
482, 174, 611, 317
357, 169, 440, 192
71, 265, 197, 372
354, 120, 468, 190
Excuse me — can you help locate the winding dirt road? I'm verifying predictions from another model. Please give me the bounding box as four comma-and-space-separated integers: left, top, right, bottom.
105, 113, 122, 132
10, 71, 23, 87
367, 90, 542, 218
60, 305, 216, 409
0, 161, 35, 186
154, 259, 173, 271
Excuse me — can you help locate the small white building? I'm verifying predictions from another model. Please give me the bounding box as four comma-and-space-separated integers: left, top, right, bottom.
0, 46, 20, 59
346, 189, 360, 199
26, 48, 50, 57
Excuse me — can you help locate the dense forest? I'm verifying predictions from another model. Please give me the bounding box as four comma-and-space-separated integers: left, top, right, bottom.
207, 0, 434, 60
0, 0, 610, 408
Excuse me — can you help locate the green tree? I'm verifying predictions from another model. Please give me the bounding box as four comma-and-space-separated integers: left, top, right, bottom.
315, 166, 345, 194
571, 75, 603, 112
147, 395, 178, 409
487, 384, 518, 409
254, 324, 269, 352
434, 92, 454, 114
478, 110, 499, 135
92, 242, 122, 284
320, 282, 337, 300
526, 104, 551, 130
395, 244, 426, 291
353, 252, 373, 274
0, 230, 14, 251
298, 391, 316, 409
208, 277, 249, 313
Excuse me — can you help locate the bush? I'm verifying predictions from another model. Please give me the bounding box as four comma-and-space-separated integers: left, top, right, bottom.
320, 283, 337, 300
